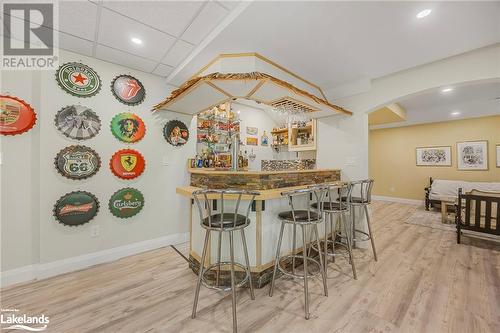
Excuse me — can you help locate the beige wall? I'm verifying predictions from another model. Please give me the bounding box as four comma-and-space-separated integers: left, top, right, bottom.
369, 115, 500, 200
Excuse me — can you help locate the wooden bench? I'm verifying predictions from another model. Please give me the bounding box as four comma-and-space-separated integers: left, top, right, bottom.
456, 189, 500, 244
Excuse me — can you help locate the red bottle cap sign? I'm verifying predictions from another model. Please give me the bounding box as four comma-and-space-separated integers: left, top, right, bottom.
109, 149, 145, 179
0, 95, 37, 135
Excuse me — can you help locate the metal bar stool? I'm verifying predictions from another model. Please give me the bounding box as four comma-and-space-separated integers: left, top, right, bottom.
269, 186, 328, 320
191, 189, 259, 333
310, 182, 357, 279
340, 179, 377, 261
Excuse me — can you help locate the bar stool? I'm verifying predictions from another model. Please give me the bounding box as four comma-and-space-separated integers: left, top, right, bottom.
310, 182, 357, 279
340, 179, 377, 261
191, 189, 259, 333
269, 186, 328, 320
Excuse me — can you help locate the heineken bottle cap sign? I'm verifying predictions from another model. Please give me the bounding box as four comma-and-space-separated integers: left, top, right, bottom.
56, 62, 101, 97
53, 191, 99, 226
109, 188, 144, 218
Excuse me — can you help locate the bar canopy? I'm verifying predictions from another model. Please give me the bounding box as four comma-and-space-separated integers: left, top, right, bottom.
153, 53, 352, 118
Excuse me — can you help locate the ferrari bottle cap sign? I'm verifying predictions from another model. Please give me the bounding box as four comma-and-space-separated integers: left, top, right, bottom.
110, 149, 145, 179
55, 105, 101, 140
55, 145, 101, 180
56, 62, 101, 97
109, 187, 144, 218
110, 112, 146, 143
111, 75, 146, 105
163, 120, 189, 146
0, 95, 37, 135
53, 191, 99, 226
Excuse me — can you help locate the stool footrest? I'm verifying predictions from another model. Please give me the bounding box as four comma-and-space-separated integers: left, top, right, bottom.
353, 229, 371, 242
277, 254, 322, 279
201, 261, 250, 291
310, 238, 350, 257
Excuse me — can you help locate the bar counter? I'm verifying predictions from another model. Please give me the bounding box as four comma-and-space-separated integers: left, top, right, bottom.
177, 168, 341, 288
188, 167, 341, 190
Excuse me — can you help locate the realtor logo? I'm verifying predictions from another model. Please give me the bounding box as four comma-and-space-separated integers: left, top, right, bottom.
1, 1, 58, 70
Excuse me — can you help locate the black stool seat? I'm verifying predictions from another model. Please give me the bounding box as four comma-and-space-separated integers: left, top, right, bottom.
202, 213, 248, 228
339, 196, 369, 204
278, 210, 320, 222
311, 202, 348, 211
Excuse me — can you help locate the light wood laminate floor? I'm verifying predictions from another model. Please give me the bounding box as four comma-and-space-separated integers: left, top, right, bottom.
1, 201, 499, 332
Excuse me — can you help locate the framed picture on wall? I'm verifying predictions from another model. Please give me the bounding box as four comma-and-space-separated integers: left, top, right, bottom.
457, 140, 488, 170
246, 126, 258, 135
415, 146, 452, 166
496, 144, 500, 168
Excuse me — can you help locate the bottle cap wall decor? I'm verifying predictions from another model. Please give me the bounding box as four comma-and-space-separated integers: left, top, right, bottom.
54, 105, 101, 140
108, 187, 144, 218
55, 145, 101, 180
53, 191, 99, 226
56, 62, 101, 97
163, 120, 189, 146
0, 95, 37, 135
110, 113, 146, 143
109, 149, 145, 179
111, 74, 146, 105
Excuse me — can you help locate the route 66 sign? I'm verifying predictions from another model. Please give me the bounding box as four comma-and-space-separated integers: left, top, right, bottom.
55, 145, 101, 180
111, 75, 145, 105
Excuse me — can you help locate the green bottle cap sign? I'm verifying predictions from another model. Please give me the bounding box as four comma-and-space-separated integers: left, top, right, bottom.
53, 191, 99, 226
109, 188, 144, 218
110, 112, 146, 143
56, 62, 101, 97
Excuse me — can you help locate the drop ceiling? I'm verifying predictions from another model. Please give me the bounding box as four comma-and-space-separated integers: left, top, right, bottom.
1, 0, 240, 75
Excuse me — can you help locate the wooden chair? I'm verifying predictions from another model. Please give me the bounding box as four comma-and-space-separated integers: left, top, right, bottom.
456, 188, 500, 244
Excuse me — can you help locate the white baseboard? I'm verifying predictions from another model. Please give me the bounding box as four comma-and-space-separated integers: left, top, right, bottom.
0, 232, 189, 288
372, 195, 424, 206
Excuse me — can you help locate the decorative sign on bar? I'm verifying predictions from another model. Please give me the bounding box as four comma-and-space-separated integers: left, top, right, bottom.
110, 112, 146, 143
53, 191, 99, 226
55, 145, 101, 180
108, 187, 144, 218
109, 148, 145, 179
0, 95, 37, 135
54, 105, 101, 140
56, 62, 101, 97
111, 74, 146, 105
164, 120, 189, 146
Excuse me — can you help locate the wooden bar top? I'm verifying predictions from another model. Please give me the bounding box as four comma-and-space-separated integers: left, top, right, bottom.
177, 182, 343, 200
188, 167, 340, 175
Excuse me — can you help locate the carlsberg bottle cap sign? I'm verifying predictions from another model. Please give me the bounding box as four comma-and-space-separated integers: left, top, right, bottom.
108, 188, 144, 218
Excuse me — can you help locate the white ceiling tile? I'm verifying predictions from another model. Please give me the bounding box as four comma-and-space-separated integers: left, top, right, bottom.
98, 8, 176, 61
58, 32, 93, 57
181, 1, 228, 44
153, 64, 175, 77
162, 40, 193, 67
58, 1, 98, 41
95, 44, 158, 73
101, 1, 203, 37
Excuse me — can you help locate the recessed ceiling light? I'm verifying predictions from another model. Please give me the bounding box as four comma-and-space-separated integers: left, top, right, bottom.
131, 37, 143, 45
451, 111, 461, 116
416, 9, 432, 19
441, 87, 453, 93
